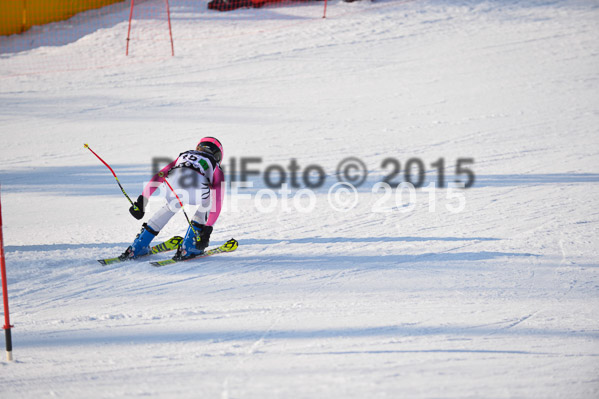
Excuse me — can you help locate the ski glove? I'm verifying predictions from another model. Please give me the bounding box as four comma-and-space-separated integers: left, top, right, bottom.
129, 195, 147, 220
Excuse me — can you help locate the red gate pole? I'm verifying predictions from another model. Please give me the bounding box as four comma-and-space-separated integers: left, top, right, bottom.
165, 0, 174, 56
0, 185, 14, 361
126, 0, 135, 56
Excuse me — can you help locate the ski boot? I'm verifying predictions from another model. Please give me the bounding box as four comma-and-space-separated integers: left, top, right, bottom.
119, 223, 159, 260
173, 221, 213, 260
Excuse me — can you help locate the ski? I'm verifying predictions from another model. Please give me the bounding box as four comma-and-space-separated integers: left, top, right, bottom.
98, 236, 183, 266
150, 238, 238, 267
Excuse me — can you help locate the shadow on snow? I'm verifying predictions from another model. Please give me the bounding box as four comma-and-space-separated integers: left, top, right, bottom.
1, 164, 598, 196
15, 322, 599, 349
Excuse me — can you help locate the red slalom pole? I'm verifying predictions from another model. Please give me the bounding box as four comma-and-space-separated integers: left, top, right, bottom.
0, 185, 14, 361
165, 0, 174, 56
126, 0, 135, 55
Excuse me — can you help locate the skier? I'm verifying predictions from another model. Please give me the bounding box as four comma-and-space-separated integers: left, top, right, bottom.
119, 137, 225, 261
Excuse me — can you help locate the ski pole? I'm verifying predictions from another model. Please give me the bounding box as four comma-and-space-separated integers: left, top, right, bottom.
163, 178, 199, 240
83, 144, 139, 212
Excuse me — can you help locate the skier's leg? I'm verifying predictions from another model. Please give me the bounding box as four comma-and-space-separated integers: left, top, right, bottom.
146, 201, 180, 232
120, 201, 180, 259
175, 221, 206, 259
174, 180, 213, 259
190, 180, 211, 224
119, 223, 160, 259
191, 179, 213, 250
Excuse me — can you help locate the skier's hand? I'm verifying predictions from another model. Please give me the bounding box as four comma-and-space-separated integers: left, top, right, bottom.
129, 195, 146, 220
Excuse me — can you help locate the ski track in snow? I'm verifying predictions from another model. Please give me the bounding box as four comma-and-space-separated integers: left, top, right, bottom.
1, 0, 599, 398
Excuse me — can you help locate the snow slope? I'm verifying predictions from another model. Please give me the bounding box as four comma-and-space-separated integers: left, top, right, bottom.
0, 0, 598, 397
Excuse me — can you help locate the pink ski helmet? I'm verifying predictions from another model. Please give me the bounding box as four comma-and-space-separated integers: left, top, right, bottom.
197, 137, 223, 164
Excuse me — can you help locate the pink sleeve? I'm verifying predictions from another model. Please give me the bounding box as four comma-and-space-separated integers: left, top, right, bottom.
206, 166, 225, 226
142, 159, 177, 199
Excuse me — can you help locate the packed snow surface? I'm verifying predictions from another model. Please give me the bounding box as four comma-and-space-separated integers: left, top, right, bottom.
0, 0, 598, 397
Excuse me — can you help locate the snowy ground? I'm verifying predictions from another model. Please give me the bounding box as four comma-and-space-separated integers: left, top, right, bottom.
1, 0, 598, 398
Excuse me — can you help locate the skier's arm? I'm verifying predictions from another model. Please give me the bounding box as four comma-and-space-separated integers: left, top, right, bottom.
206, 166, 224, 226
142, 159, 177, 199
